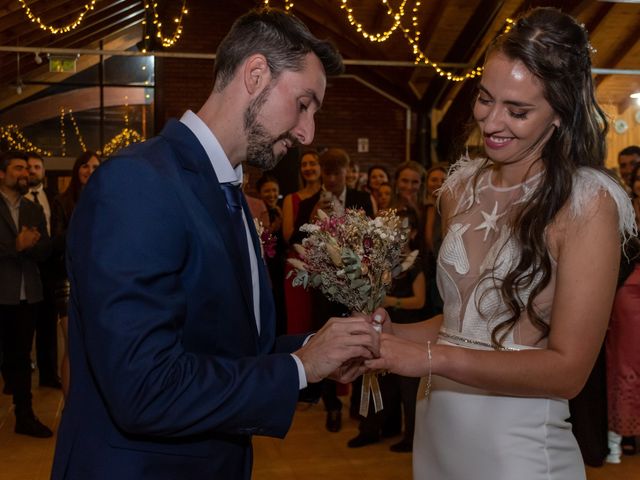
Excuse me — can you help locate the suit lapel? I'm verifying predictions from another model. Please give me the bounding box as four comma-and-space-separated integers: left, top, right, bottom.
159, 120, 258, 332
243, 198, 276, 346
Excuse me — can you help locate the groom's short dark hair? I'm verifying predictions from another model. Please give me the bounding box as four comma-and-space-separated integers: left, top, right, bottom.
213, 7, 343, 92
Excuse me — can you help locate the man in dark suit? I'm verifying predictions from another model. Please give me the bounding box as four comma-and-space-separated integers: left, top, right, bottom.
0, 150, 52, 438
26, 152, 62, 389
292, 148, 374, 432
51, 8, 379, 480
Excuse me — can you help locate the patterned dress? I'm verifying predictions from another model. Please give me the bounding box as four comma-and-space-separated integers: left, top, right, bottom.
607, 263, 640, 436
413, 157, 635, 480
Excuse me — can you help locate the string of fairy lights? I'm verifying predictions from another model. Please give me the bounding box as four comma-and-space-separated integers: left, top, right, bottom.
0, 109, 145, 158
263, 0, 514, 82
18, 0, 98, 35
17, 0, 188, 49
142, 0, 189, 50
17, 0, 513, 82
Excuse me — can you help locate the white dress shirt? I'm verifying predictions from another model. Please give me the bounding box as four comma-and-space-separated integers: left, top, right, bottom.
179, 111, 307, 389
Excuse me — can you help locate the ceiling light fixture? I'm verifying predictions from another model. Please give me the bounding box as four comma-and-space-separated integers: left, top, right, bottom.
15, 52, 23, 95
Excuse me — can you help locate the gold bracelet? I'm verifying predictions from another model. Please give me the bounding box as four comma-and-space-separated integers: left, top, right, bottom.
424, 340, 432, 398
395, 297, 401, 308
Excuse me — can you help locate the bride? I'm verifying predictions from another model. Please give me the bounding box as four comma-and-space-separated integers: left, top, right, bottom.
367, 7, 636, 480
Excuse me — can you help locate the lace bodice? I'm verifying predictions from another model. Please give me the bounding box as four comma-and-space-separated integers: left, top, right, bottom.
436, 157, 636, 351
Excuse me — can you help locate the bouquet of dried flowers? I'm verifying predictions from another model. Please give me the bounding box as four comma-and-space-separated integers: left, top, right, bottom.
288, 208, 417, 415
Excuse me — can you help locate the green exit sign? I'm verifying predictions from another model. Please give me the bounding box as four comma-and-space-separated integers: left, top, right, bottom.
49, 56, 77, 73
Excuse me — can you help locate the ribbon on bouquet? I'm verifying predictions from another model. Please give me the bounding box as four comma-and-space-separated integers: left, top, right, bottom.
359, 372, 383, 416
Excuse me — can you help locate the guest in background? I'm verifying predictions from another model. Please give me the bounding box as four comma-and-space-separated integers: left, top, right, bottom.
256, 173, 287, 335
366, 165, 390, 216
51, 150, 101, 396
375, 182, 393, 213
617, 145, 640, 188
242, 171, 269, 226
282, 149, 321, 335
366, 165, 390, 196
0, 150, 52, 438
393, 160, 426, 213
424, 164, 447, 317
606, 237, 640, 463
282, 149, 322, 244
393, 161, 427, 269
26, 152, 62, 389
346, 158, 360, 190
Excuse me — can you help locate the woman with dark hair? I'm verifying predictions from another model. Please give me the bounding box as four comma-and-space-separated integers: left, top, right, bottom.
366, 164, 390, 196
51, 150, 101, 396
367, 8, 635, 479
366, 165, 389, 215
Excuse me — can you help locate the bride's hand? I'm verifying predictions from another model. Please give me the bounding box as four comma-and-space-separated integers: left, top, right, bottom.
371, 307, 393, 334
365, 333, 430, 377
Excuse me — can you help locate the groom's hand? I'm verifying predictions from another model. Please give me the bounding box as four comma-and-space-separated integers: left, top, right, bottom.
294, 316, 379, 384
328, 358, 367, 383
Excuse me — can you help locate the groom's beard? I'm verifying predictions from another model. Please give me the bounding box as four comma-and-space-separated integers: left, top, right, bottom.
244, 85, 298, 170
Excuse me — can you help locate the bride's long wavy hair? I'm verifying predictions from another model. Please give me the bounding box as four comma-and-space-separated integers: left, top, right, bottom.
474, 8, 609, 346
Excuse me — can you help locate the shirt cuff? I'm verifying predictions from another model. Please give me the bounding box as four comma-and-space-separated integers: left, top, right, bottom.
291, 354, 307, 390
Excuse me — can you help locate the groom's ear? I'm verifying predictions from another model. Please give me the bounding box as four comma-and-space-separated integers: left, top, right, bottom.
243, 54, 271, 96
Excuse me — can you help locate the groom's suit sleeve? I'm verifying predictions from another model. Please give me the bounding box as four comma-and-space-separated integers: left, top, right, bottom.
67, 148, 302, 439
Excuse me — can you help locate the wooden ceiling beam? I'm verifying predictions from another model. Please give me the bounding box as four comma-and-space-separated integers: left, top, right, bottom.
419, 0, 506, 112
595, 30, 639, 89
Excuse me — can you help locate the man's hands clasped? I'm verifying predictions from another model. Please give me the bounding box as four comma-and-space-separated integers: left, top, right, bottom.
294, 307, 391, 384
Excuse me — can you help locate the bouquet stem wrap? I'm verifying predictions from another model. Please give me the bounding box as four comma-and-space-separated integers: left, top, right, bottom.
360, 372, 383, 416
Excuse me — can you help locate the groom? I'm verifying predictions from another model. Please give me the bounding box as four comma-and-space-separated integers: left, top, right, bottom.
51, 8, 378, 480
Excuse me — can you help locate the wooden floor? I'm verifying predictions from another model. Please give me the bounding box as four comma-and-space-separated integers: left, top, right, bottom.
1, 381, 639, 480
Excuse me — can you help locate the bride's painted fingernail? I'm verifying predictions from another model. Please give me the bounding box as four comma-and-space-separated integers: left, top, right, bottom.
373, 313, 383, 324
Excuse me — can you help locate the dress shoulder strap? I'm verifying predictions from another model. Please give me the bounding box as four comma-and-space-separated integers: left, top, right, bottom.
571, 167, 636, 240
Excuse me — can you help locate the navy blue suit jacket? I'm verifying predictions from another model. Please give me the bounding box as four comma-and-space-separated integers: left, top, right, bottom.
51, 120, 306, 479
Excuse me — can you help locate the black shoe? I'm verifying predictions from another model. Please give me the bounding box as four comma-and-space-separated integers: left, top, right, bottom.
347, 433, 380, 448
349, 406, 361, 420
15, 415, 53, 438
39, 377, 62, 389
325, 410, 342, 433
622, 436, 637, 456
381, 427, 401, 439
390, 439, 413, 452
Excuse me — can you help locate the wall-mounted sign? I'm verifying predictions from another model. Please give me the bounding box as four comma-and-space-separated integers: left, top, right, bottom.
49, 55, 78, 73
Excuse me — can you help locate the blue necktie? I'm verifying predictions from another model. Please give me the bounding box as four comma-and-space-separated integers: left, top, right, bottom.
220, 183, 253, 296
